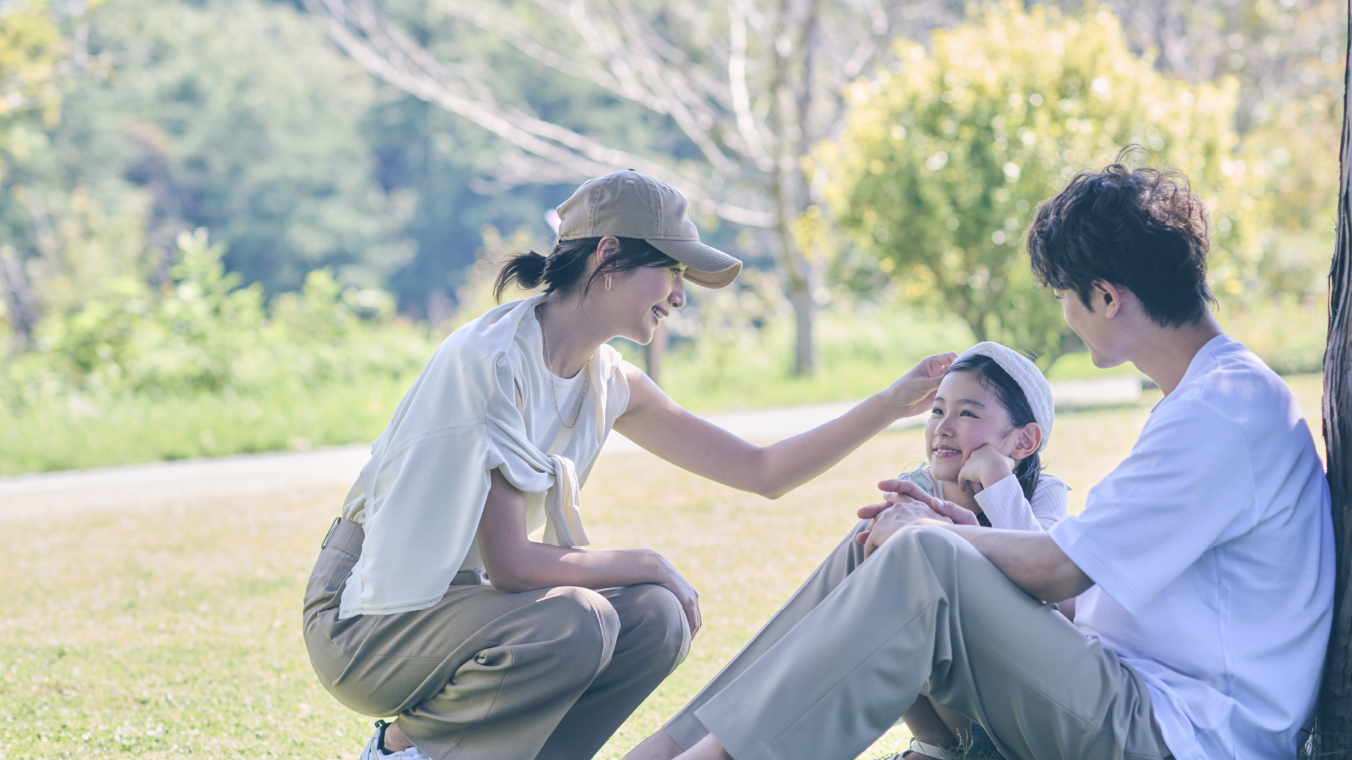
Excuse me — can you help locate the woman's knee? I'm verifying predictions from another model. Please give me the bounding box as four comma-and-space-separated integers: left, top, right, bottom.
541, 586, 621, 673
615, 584, 689, 667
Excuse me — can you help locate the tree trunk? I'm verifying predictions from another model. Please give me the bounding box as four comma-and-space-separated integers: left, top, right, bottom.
788, 278, 815, 376
646, 321, 668, 385
1315, 1, 1352, 753
772, 144, 816, 377
0, 252, 38, 352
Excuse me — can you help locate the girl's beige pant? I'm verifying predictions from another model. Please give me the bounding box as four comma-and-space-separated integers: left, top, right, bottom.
303, 518, 690, 760
663, 523, 1173, 760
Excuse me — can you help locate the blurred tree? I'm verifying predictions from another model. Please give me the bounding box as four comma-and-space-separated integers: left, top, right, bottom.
302, 0, 970, 375
1067, 0, 1345, 134
363, 90, 571, 321
818, 3, 1257, 367
61, 0, 407, 293
0, 0, 67, 349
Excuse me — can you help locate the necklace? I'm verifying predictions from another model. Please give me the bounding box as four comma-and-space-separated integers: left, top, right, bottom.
536, 302, 591, 429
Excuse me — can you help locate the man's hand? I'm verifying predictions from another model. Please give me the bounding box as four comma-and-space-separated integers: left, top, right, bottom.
885, 479, 982, 526
956, 444, 1015, 495
856, 479, 973, 558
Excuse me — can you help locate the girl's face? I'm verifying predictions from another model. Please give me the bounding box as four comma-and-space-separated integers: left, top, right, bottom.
924, 370, 1024, 483
611, 262, 687, 344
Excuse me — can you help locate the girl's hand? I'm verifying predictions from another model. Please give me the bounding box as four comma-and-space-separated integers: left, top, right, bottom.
887, 353, 958, 419
957, 444, 1015, 495
650, 551, 701, 637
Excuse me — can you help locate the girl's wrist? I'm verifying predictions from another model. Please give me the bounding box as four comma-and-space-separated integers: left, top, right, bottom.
980, 467, 1015, 491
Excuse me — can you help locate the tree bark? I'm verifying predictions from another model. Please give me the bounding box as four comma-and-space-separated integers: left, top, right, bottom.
0, 252, 38, 351
1315, 1, 1352, 753
646, 321, 668, 385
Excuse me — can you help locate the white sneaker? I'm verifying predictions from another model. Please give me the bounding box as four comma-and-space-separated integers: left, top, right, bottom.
357, 720, 429, 760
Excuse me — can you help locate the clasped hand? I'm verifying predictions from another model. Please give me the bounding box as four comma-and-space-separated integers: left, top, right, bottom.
855, 479, 980, 558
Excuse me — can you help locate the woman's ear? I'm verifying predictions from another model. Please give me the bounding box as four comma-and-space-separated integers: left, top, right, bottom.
1012, 423, 1042, 460
594, 235, 621, 267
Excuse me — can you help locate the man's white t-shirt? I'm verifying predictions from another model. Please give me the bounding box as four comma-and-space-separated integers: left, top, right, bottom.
1049, 335, 1333, 760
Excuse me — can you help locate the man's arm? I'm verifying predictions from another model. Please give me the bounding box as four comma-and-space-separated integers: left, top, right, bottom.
861, 483, 1093, 603
946, 525, 1092, 602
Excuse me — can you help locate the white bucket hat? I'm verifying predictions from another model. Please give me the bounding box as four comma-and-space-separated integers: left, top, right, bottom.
956, 342, 1054, 452
555, 170, 743, 289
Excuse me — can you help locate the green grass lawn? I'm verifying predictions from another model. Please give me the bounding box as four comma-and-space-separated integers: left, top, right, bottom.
0, 374, 423, 477
0, 376, 1325, 759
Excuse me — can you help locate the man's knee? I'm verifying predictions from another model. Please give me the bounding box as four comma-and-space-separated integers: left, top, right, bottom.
874, 524, 969, 567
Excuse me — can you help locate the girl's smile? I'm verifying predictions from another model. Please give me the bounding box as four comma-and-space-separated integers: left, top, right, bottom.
924, 371, 1017, 484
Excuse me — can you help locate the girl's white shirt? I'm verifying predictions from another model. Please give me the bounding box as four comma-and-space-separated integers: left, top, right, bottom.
901, 466, 1068, 532
337, 294, 632, 619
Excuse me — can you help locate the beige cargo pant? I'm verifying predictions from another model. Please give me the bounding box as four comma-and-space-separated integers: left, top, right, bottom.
303, 519, 690, 760
664, 523, 1172, 760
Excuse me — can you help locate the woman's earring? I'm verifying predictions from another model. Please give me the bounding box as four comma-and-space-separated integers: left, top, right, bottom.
604, 274, 612, 292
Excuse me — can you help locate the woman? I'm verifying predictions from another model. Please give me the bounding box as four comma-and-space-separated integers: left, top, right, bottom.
626, 342, 1066, 760
301, 169, 955, 760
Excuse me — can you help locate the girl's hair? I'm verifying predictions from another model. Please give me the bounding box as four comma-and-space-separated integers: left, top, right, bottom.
946, 353, 1043, 500
493, 236, 679, 302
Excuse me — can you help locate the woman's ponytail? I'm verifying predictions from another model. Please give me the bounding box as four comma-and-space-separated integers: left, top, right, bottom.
493, 250, 548, 302
491, 237, 679, 303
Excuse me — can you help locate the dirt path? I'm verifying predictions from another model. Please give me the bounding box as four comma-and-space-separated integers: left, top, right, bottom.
1, 376, 1143, 522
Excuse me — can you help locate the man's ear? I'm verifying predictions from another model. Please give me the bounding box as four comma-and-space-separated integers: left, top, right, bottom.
1012, 423, 1042, 460
1093, 280, 1128, 319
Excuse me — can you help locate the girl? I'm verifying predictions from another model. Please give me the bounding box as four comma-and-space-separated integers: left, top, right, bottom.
301, 169, 955, 760
884, 344, 1066, 760
627, 342, 1066, 760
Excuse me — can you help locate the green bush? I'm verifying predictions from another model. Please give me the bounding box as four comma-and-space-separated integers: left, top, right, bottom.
0, 229, 438, 474
815, 2, 1259, 368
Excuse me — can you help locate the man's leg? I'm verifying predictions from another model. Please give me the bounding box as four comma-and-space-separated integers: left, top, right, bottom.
692, 527, 1171, 760
657, 521, 869, 750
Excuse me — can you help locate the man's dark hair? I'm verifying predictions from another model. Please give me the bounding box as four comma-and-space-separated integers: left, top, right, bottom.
1026, 149, 1216, 326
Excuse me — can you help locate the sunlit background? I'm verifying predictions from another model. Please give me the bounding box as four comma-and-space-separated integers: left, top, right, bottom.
0, 0, 1341, 474
0, 0, 1344, 757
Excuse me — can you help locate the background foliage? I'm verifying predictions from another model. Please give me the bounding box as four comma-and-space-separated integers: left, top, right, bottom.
0, 0, 1342, 474
817, 3, 1260, 366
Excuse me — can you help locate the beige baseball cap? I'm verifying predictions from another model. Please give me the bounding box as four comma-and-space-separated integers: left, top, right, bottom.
555, 170, 743, 289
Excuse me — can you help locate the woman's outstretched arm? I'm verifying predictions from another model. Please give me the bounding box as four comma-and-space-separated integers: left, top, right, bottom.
477, 468, 701, 633
613, 353, 956, 499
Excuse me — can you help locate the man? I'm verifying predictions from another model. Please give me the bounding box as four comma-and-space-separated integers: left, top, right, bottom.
629, 158, 1334, 760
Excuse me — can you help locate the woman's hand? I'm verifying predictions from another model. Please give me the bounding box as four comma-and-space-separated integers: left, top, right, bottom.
956, 444, 1015, 495
887, 353, 959, 419
649, 551, 701, 637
